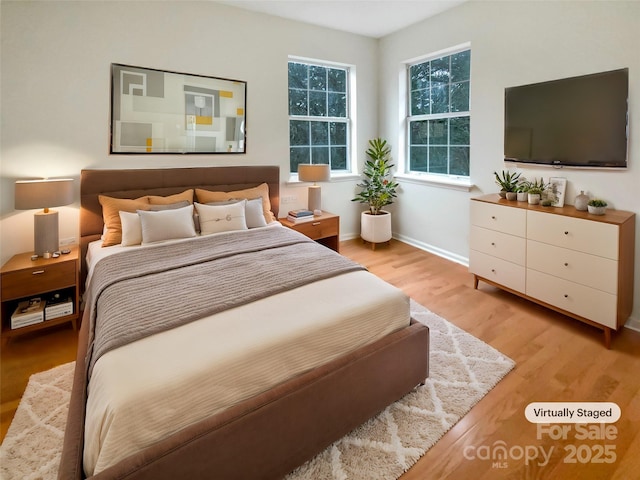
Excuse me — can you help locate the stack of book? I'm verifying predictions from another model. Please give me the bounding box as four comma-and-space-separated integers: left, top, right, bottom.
286, 209, 316, 224
11, 297, 45, 329
45, 292, 74, 320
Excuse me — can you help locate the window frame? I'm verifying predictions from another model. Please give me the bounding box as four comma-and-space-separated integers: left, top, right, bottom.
288, 56, 355, 178
402, 44, 472, 188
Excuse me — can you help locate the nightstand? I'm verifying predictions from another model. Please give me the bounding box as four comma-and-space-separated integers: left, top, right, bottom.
1, 245, 80, 341
280, 211, 340, 252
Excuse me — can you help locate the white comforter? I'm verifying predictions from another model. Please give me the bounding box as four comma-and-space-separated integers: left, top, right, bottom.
83, 231, 410, 476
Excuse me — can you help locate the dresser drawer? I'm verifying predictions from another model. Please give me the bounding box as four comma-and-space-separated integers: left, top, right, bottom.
469, 250, 525, 293
526, 269, 617, 329
471, 201, 526, 237
470, 226, 526, 265
292, 217, 339, 240
527, 240, 618, 294
527, 210, 619, 259
1, 261, 76, 300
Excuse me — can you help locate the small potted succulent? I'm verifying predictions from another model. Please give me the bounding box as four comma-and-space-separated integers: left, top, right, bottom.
526, 178, 547, 205
587, 199, 607, 215
493, 170, 521, 200
516, 180, 530, 202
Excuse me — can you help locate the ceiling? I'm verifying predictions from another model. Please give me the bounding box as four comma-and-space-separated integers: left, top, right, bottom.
218, 0, 468, 38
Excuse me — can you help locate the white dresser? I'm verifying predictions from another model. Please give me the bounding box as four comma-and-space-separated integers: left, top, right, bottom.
470, 194, 635, 348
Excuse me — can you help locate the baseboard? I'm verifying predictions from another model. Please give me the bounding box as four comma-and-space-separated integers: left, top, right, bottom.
625, 316, 640, 332
392, 233, 469, 267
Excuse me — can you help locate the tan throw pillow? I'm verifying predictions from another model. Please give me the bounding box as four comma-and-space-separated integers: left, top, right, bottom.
147, 189, 194, 205
195, 183, 275, 224
99, 195, 150, 247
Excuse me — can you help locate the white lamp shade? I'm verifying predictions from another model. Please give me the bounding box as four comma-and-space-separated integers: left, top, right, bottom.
15, 178, 74, 210
298, 164, 330, 183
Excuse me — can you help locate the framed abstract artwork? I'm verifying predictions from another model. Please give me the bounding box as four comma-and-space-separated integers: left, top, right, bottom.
546, 177, 567, 207
110, 64, 246, 154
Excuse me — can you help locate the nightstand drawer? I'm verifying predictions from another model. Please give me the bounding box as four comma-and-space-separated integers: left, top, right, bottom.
2, 261, 76, 300
292, 217, 339, 240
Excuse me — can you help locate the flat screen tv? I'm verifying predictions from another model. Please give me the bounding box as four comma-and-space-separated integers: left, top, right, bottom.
504, 68, 628, 168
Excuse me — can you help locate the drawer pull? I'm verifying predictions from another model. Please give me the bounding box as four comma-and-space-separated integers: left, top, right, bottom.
564, 294, 569, 298
564, 262, 569, 267
564, 231, 569, 235
312, 222, 321, 226
32, 270, 45, 275
491, 216, 496, 220
491, 269, 496, 273
491, 242, 495, 246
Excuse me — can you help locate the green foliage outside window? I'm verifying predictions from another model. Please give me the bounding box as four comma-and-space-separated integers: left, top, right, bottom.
408, 49, 471, 176
288, 61, 349, 173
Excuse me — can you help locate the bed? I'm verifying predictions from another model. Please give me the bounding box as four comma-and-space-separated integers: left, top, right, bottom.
59, 166, 429, 480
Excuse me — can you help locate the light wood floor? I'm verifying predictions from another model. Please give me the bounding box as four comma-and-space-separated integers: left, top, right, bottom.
2, 238, 639, 479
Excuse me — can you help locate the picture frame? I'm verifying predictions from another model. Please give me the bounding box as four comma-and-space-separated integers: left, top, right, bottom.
546, 177, 567, 207
110, 63, 246, 154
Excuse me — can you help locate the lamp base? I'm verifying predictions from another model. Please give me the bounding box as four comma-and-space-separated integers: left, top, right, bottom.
34, 210, 59, 256
308, 185, 322, 213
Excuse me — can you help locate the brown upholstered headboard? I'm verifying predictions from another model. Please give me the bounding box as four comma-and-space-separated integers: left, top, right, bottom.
80, 166, 280, 284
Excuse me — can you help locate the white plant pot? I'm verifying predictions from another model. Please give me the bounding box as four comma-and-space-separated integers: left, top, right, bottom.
587, 205, 606, 215
528, 193, 541, 205
361, 210, 392, 244
517, 192, 528, 202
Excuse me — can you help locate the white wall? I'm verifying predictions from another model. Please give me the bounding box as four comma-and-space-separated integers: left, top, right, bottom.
0, 0, 378, 263
379, 0, 640, 324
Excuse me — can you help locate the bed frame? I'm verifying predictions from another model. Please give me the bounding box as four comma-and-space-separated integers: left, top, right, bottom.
59, 166, 429, 480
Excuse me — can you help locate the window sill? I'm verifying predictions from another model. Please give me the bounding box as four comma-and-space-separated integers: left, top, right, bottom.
286, 172, 360, 185
395, 173, 474, 192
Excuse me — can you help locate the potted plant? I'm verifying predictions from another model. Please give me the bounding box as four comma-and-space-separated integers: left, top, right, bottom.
352, 138, 399, 247
494, 170, 521, 200
516, 180, 530, 202
526, 178, 547, 205
587, 199, 607, 215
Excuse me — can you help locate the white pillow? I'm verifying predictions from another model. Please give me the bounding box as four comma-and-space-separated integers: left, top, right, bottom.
119, 211, 143, 246
245, 197, 268, 228
195, 201, 248, 235
138, 205, 197, 244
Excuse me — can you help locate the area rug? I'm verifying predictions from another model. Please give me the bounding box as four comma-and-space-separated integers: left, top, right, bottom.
0, 300, 514, 480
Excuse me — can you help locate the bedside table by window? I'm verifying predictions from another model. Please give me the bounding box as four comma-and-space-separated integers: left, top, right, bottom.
1, 245, 80, 342
280, 211, 340, 252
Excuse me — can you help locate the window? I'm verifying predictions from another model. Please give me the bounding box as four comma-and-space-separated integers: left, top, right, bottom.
288, 60, 350, 174
407, 49, 470, 177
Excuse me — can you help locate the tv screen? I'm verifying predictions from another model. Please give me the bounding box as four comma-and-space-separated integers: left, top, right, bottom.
504, 68, 628, 168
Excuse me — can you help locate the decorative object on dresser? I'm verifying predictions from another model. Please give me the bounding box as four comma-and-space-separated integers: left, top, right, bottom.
14, 178, 74, 256
587, 199, 608, 215
574, 190, 590, 211
525, 177, 547, 205
546, 177, 567, 207
1, 245, 80, 342
297, 163, 330, 215
493, 170, 521, 199
352, 138, 398, 249
469, 194, 635, 348
280, 211, 340, 252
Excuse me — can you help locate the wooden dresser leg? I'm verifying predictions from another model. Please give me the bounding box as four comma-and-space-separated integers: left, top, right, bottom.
473, 274, 479, 289
603, 328, 612, 349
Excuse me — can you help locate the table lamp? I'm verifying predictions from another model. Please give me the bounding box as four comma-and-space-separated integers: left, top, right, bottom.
15, 178, 74, 256
298, 164, 330, 215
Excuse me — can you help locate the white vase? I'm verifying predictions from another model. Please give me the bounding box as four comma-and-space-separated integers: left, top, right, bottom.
361, 210, 392, 245
528, 193, 541, 205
